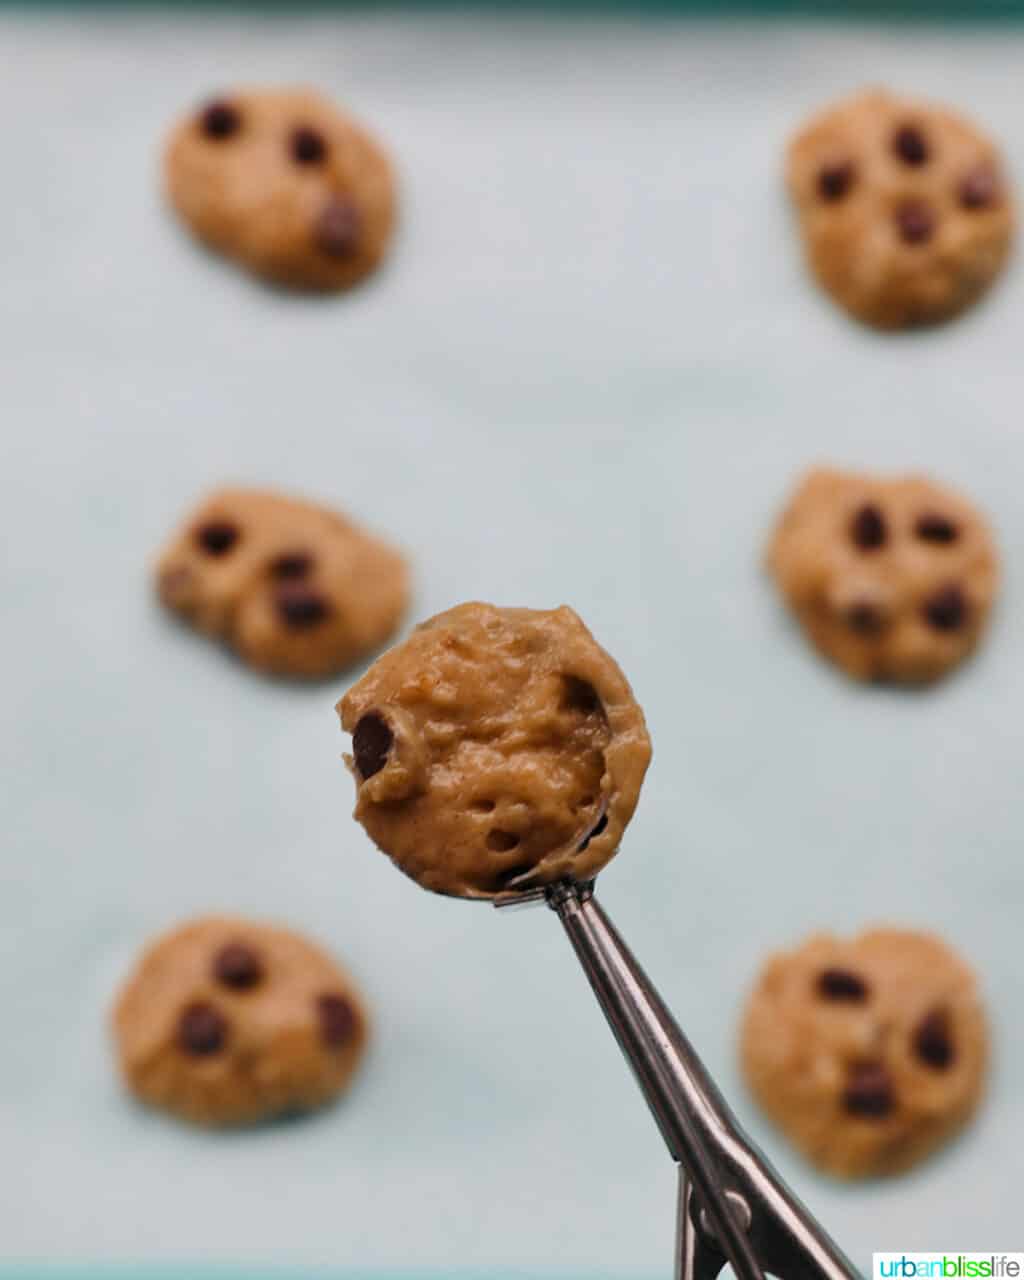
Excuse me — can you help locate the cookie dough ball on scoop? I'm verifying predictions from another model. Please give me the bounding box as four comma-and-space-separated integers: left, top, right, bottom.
338, 602, 652, 899
741, 928, 987, 1178
113, 916, 368, 1127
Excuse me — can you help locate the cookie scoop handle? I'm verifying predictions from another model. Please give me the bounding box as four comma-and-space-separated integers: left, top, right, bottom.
545, 883, 860, 1280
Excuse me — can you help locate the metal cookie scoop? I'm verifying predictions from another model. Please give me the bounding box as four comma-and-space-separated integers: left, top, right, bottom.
496, 880, 861, 1280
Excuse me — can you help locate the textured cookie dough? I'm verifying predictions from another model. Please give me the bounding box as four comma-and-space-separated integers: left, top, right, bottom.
156, 487, 409, 679
787, 88, 1014, 327
338, 602, 652, 899
767, 468, 998, 683
741, 928, 987, 1178
165, 87, 395, 290
113, 916, 368, 1127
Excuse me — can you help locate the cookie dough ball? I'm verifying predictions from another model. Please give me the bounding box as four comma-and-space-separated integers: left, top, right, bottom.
165, 87, 395, 290
767, 468, 998, 683
787, 88, 1013, 327
741, 928, 987, 1178
337, 602, 652, 899
113, 916, 368, 1127
156, 488, 409, 679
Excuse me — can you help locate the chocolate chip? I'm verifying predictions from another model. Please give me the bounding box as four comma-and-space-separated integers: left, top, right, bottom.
213, 942, 264, 991
895, 201, 936, 246
352, 712, 392, 779
317, 993, 357, 1047
199, 99, 241, 140
915, 513, 959, 544
959, 167, 999, 210
561, 676, 602, 715
850, 503, 888, 550
195, 520, 240, 556
817, 968, 870, 1002
269, 551, 314, 580
923, 584, 967, 631
177, 1002, 227, 1056
274, 583, 330, 629
914, 1008, 955, 1070
843, 1062, 895, 1118
846, 602, 885, 636
578, 811, 608, 852
818, 162, 856, 202
314, 196, 362, 258
290, 126, 328, 165
486, 829, 521, 853
892, 124, 929, 166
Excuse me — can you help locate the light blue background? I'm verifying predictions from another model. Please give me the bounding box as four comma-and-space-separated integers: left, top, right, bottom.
1, 9, 1021, 1275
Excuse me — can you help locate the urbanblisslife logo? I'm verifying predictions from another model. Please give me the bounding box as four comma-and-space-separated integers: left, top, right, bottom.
875, 1257, 1023, 1279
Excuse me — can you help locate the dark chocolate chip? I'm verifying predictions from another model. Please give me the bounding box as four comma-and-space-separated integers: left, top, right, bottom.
892, 124, 929, 167
895, 201, 936, 246
561, 676, 602, 715
486, 829, 521, 853
818, 162, 856, 202
352, 712, 393, 779
850, 503, 888, 550
274, 583, 330, 629
269, 551, 314, 580
817, 967, 870, 1002
199, 99, 241, 141
313, 196, 362, 258
915, 513, 959, 544
847, 601, 885, 636
922, 583, 967, 632
317, 993, 357, 1047
213, 942, 265, 991
914, 1008, 955, 1070
842, 1062, 895, 1118
578, 811, 608, 852
177, 1002, 227, 1056
959, 167, 999, 211
290, 126, 328, 165
195, 520, 240, 556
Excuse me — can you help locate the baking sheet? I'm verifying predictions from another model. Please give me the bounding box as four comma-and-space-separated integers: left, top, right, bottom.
2, 8, 1022, 1275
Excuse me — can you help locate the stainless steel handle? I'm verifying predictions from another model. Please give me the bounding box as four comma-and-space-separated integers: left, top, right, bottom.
547, 884, 861, 1280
